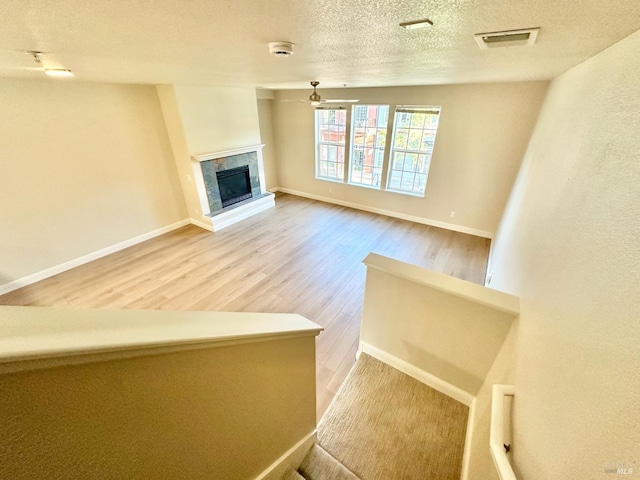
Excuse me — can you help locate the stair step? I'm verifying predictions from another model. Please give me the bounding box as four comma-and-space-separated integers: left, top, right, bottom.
282, 467, 305, 480
298, 444, 360, 480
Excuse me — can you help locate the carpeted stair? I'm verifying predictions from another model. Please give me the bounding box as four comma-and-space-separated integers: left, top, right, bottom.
281, 467, 305, 480
282, 353, 468, 480
317, 354, 468, 480
299, 444, 360, 480
283, 444, 360, 480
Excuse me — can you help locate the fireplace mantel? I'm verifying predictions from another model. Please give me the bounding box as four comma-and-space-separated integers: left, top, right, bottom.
192, 144, 265, 163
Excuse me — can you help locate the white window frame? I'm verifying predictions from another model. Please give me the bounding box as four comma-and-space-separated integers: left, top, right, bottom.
314, 107, 347, 183
347, 104, 389, 190
313, 104, 442, 198
386, 106, 441, 197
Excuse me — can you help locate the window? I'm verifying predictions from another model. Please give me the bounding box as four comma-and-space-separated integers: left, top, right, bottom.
313, 103, 441, 197
349, 105, 389, 188
315, 108, 347, 181
387, 106, 441, 196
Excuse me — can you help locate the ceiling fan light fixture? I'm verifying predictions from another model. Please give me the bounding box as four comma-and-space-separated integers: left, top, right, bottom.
309, 81, 322, 105
399, 19, 433, 30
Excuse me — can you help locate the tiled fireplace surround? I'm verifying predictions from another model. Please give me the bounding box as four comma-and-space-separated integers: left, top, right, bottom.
192, 144, 275, 231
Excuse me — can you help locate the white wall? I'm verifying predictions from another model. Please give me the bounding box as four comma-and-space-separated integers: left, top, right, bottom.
273, 82, 548, 237
0, 78, 187, 287
486, 30, 640, 479
157, 85, 263, 220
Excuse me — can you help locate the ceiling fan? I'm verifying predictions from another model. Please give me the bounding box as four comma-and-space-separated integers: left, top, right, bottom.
284, 81, 359, 106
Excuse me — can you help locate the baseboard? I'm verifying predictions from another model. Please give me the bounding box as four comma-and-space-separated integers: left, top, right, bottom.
254, 429, 317, 480
276, 187, 493, 239
0, 219, 191, 296
461, 398, 476, 480
190, 217, 214, 232
359, 342, 475, 407
318, 351, 363, 429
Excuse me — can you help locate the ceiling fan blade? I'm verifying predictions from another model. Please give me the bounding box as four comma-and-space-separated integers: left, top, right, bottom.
280, 80, 359, 105
321, 99, 360, 103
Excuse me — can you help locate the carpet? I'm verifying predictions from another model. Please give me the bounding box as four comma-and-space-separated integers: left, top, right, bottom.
317, 353, 468, 480
298, 444, 360, 480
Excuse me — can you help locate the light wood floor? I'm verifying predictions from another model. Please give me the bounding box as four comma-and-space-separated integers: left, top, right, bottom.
0, 193, 490, 418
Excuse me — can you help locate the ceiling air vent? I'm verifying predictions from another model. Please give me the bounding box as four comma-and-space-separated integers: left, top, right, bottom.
474, 28, 539, 49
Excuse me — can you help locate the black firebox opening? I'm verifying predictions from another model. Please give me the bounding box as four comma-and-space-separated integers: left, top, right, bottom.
217, 165, 252, 208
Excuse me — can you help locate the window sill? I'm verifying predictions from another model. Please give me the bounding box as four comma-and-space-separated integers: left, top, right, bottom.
316, 176, 345, 184
347, 182, 381, 191
317, 177, 426, 199
385, 188, 426, 198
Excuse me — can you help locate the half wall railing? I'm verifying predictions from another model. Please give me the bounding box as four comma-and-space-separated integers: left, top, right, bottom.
0, 306, 322, 479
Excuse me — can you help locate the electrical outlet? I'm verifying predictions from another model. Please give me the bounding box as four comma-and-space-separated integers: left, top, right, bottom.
450, 211, 455, 218
329, 187, 333, 193
187, 174, 192, 182
195, 208, 200, 215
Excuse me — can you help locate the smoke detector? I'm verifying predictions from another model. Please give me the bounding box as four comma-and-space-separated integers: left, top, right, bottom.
268, 42, 294, 57
474, 28, 539, 49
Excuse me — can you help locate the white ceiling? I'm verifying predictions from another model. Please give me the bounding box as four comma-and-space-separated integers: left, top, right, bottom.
1, 0, 638, 89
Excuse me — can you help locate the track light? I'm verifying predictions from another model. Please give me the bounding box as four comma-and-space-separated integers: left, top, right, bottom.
27, 52, 74, 78
44, 68, 74, 77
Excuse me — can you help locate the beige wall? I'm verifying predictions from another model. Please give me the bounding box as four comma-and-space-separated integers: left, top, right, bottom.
485, 30, 640, 478
157, 85, 263, 220
1, 336, 317, 479
156, 85, 204, 221
0, 78, 187, 286
273, 82, 548, 236
361, 267, 515, 395
467, 323, 517, 479
257, 98, 279, 190
171, 85, 262, 155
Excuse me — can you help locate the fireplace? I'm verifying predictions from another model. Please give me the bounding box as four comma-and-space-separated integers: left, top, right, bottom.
192, 144, 275, 231
199, 150, 262, 213
217, 165, 252, 208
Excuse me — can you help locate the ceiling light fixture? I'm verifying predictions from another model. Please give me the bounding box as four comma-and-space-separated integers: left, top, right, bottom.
43, 68, 74, 77
399, 19, 433, 30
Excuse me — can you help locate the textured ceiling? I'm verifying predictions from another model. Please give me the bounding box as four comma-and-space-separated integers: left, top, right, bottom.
0, 0, 638, 89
